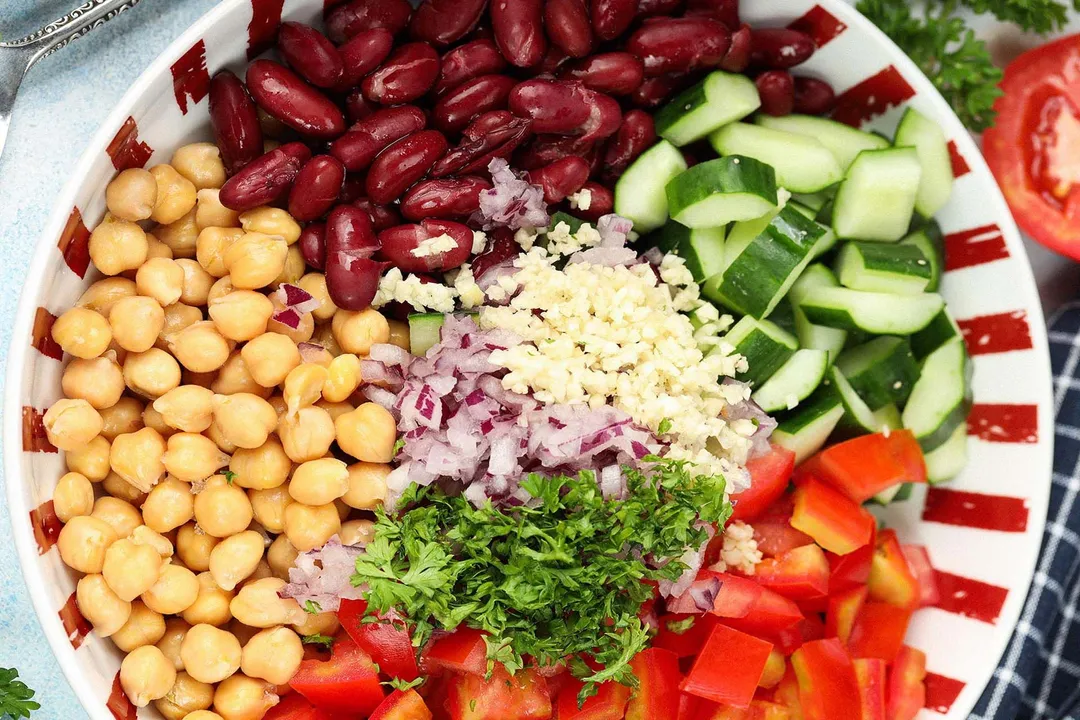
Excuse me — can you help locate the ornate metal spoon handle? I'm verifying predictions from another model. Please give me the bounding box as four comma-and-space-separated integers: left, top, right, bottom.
0, 0, 143, 71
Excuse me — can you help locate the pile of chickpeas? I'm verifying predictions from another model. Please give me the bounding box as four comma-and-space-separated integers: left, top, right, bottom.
46, 141, 408, 720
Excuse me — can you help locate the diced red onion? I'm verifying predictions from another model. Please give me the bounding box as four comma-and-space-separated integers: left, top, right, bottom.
596, 213, 633, 248
568, 247, 639, 267
659, 523, 716, 599
473, 158, 550, 231
722, 378, 778, 458
278, 537, 366, 612
272, 307, 303, 330
599, 464, 625, 500
298, 342, 330, 365
642, 247, 665, 266
274, 284, 320, 315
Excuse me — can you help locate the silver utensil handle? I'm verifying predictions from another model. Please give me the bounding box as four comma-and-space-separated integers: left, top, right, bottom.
2, 0, 143, 70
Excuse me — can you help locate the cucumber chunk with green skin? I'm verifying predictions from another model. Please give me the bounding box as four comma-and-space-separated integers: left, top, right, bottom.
793, 189, 835, 212
789, 264, 847, 364
709, 122, 844, 193
836, 337, 920, 409
894, 107, 955, 218
755, 114, 890, 171
767, 299, 797, 336
828, 367, 899, 435
789, 202, 837, 259
724, 315, 798, 387
548, 211, 585, 234
872, 480, 914, 506
772, 387, 845, 464
900, 223, 944, 292
704, 205, 826, 318
901, 337, 973, 452
658, 223, 727, 283
753, 348, 829, 413
615, 140, 688, 233
924, 422, 968, 483
666, 156, 778, 229
409, 313, 447, 357
910, 307, 961, 360
835, 241, 932, 295
655, 71, 761, 146
833, 148, 923, 242
799, 287, 944, 335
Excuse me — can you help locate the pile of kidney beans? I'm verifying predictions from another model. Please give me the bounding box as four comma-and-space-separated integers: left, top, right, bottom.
212, 0, 831, 312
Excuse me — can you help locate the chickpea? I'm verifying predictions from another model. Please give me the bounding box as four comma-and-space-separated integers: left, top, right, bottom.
387, 319, 410, 351
78, 277, 138, 316
52, 307, 112, 359
121, 645, 177, 707
209, 531, 265, 592
102, 472, 148, 507
131, 524, 175, 558
207, 277, 236, 306
62, 355, 125, 409
146, 233, 175, 261
110, 427, 166, 492
196, 227, 245, 278
212, 352, 269, 397
144, 563, 201, 616
240, 333, 300, 387
268, 395, 288, 418
316, 401, 354, 423
112, 601, 166, 652
248, 487, 292, 534
208, 291, 273, 342
154, 671, 214, 720
230, 578, 304, 628
76, 574, 131, 637
44, 398, 102, 451
291, 610, 340, 638
196, 189, 241, 230
266, 297, 314, 344
283, 364, 328, 416
241, 627, 303, 686
182, 572, 235, 627
289, 458, 349, 506
266, 535, 298, 581
153, 385, 214, 433
334, 498, 350, 522
158, 304, 204, 351
109, 296, 166, 354
137, 479, 192, 535
177, 258, 216, 306
173, 143, 227, 191
143, 403, 174, 440
279, 409, 334, 464
168, 322, 231, 374
65, 434, 110, 481
54, 471, 95, 523
214, 674, 276, 720
57, 515, 117, 573
187, 713, 225, 720
224, 233, 288, 290
164, 433, 231, 484
106, 168, 158, 222
151, 164, 198, 225
181, 623, 242, 684
311, 323, 343, 357
238, 207, 300, 244
194, 476, 254, 538
205, 419, 239, 455
296, 273, 337, 322
103, 538, 163, 601
332, 309, 389, 356
283, 502, 341, 553
136, 257, 186, 307
89, 220, 149, 276
272, 244, 306, 290
156, 209, 200, 260
298, 344, 334, 368
335, 403, 397, 463
92, 496, 143, 538
339, 518, 376, 546
211, 393, 277, 450
99, 397, 144, 440
341, 462, 390, 510
124, 348, 182, 399
242, 559, 274, 588
322, 354, 361, 404
157, 618, 191, 671
177, 523, 219, 572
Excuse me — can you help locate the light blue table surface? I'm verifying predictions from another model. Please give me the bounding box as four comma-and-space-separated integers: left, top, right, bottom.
0, 1, 217, 715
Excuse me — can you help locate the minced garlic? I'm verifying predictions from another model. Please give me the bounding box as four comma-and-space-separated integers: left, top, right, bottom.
712, 521, 763, 575
411, 233, 457, 258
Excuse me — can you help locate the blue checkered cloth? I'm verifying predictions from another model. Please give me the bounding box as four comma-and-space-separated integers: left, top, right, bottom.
971, 300, 1080, 720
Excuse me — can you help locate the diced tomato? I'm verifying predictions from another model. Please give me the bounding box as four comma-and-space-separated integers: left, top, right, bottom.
853, 658, 887, 720
883, 430, 927, 485
338, 600, 420, 682
678, 692, 718, 720
886, 646, 926, 720
681, 624, 774, 707
754, 545, 830, 601
290, 637, 386, 715
758, 649, 786, 689
847, 602, 913, 663
422, 628, 489, 676
707, 700, 793, 719
370, 689, 433, 720
772, 668, 804, 720
790, 478, 875, 556
868, 530, 919, 609
825, 586, 868, 644
654, 613, 717, 658
731, 445, 796, 522
447, 666, 552, 720
418, 674, 454, 720
899, 545, 941, 607
626, 648, 682, 720
826, 539, 875, 594
264, 693, 320, 720
722, 588, 804, 639
803, 434, 908, 503
790, 638, 861, 720
555, 678, 631, 720
776, 614, 826, 657
712, 572, 767, 617
754, 521, 816, 558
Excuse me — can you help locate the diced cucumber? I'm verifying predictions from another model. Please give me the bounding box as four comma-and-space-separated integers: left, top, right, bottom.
772, 388, 845, 464
901, 337, 972, 452
830, 367, 900, 435
924, 422, 968, 483
900, 223, 944, 292
789, 265, 847, 363
800, 287, 944, 335
792, 189, 835, 212
615, 140, 688, 232
833, 148, 923, 242
725, 315, 798, 387
755, 114, 890, 171
753, 348, 829, 413
409, 313, 446, 356
836, 337, 920, 409
768, 299, 797, 336
894, 107, 954, 218
872, 480, 915, 506
656, 71, 762, 146
709, 122, 843, 193
658, 223, 727, 283
789, 202, 837, 259
666, 156, 778, 229
704, 205, 826, 318
835, 241, 932, 295
910, 307, 961, 360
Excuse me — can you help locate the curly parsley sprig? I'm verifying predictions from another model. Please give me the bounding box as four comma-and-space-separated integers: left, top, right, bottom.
0, 669, 38, 719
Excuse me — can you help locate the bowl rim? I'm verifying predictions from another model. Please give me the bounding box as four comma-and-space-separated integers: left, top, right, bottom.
3, 0, 1054, 717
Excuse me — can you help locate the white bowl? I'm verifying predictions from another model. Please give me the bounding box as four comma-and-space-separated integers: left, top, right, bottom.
3, 0, 1054, 717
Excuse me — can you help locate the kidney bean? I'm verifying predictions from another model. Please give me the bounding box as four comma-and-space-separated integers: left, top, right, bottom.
685, 0, 739, 28
353, 198, 402, 232
288, 155, 346, 222
468, 19, 495, 42
544, 0, 592, 58
432, 116, 532, 177
491, 0, 546, 68
471, 228, 521, 284
299, 222, 328, 270
515, 134, 595, 171
508, 79, 594, 135
579, 93, 623, 143
366, 130, 449, 204
636, 0, 683, 17
720, 24, 752, 72
527, 157, 590, 204
793, 76, 836, 115
277, 22, 343, 89
575, 182, 615, 222
208, 71, 263, 175
330, 105, 427, 171
344, 89, 374, 124
325, 204, 384, 310
602, 110, 656, 181
362, 42, 441, 105
628, 18, 732, 77
338, 28, 395, 89
410, 0, 488, 47
246, 60, 346, 139
630, 73, 689, 108
538, 46, 570, 75
324, 0, 412, 44
433, 40, 508, 97
463, 111, 514, 140
401, 177, 491, 221
750, 28, 816, 69
219, 142, 312, 212
756, 70, 795, 116
434, 74, 516, 135
560, 53, 644, 96
378, 220, 472, 273
592, 0, 636, 41
341, 174, 368, 204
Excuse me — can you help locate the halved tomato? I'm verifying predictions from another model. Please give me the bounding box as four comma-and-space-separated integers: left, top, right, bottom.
290, 637, 386, 715
338, 599, 420, 681
730, 445, 796, 522
447, 666, 552, 720
753, 544, 830, 601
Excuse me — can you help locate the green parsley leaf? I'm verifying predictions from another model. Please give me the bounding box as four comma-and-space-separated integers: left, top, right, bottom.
392, 438, 406, 458
0, 668, 39, 719
658, 418, 673, 435
301, 634, 335, 651
223, 470, 237, 485
666, 616, 697, 635
382, 677, 425, 692
302, 600, 322, 615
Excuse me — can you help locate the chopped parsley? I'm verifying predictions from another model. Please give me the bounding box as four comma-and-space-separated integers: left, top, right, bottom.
658, 418, 673, 435
223, 470, 237, 485
383, 676, 425, 692
301, 634, 335, 651
302, 600, 322, 615
392, 438, 406, 458
0, 669, 38, 718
